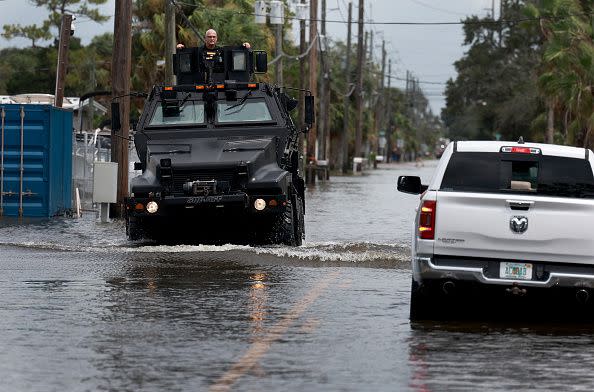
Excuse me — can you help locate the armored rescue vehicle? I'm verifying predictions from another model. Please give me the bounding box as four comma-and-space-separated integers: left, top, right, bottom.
125, 45, 313, 245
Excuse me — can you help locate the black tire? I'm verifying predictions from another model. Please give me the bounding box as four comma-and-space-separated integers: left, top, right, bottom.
279, 199, 297, 246
261, 199, 297, 246
409, 278, 435, 321
253, 199, 299, 246
292, 194, 304, 246
126, 217, 143, 241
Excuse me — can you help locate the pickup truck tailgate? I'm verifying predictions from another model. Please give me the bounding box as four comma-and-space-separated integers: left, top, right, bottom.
433, 192, 594, 264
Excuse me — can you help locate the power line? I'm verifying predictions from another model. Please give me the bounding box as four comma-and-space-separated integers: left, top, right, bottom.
268, 34, 319, 65
336, 0, 348, 23
369, 70, 447, 85
391, 76, 445, 85
171, 1, 593, 26
407, 0, 468, 17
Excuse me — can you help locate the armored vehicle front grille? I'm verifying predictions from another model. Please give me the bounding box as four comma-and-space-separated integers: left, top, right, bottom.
172, 168, 237, 194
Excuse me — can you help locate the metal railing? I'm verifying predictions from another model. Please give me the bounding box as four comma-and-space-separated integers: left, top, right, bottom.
72, 130, 138, 211
72, 130, 112, 209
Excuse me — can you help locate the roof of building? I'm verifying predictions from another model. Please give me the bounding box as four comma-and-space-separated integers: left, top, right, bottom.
0, 94, 107, 113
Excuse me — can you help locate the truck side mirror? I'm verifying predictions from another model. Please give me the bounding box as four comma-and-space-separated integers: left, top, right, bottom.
286, 97, 298, 111
304, 95, 315, 126
397, 175, 427, 194
282, 92, 298, 112
254, 51, 267, 73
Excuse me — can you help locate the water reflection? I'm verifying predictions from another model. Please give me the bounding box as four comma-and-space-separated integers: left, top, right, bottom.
249, 272, 268, 339
408, 320, 594, 391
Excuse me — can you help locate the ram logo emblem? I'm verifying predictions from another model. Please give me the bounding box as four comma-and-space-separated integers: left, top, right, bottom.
510, 216, 528, 234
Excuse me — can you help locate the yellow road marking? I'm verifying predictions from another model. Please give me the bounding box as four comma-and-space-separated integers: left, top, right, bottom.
209, 270, 341, 392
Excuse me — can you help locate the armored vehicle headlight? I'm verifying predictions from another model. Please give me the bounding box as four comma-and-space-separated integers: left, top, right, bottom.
254, 198, 266, 211
146, 201, 159, 214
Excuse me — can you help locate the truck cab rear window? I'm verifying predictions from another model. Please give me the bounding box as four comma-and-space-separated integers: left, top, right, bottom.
440, 152, 594, 198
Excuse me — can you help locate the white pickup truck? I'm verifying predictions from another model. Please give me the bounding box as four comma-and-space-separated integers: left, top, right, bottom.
398, 140, 594, 320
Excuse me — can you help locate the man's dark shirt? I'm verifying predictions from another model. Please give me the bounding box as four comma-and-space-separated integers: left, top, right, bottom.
198, 45, 224, 72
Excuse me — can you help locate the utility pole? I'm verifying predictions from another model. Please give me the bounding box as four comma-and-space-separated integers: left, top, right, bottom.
306, 0, 318, 166
405, 70, 413, 161
354, 0, 364, 158
269, 0, 284, 85
54, 14, 72, 108
386, 58, 392, 163
275, 24, 283, 85
88, 59, 97, 131
406, 70, 410, 119
111, 0, 133, 217
369, 30, 373, 60
298, 0, 306, 130
165, 0, 176, 84
298, 0, 307, 176
363, 29, 370, 153
380, 40, 386, 101
374, 39, 386, 157
318, 0, 328, 162
341, 1, 352, 174
364, 30, 370, 157
380, 39, 386, 124
498, 0, 503, 46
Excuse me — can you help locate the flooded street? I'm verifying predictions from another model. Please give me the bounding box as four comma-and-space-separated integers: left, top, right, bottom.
2, 161, 594, 391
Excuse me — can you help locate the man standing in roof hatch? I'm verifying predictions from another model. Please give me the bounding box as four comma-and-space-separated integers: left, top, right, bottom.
176, 29, 251, 50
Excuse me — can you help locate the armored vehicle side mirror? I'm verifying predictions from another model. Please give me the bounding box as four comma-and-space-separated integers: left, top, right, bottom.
304, 95, 315, 127
111, 102, 121, 133
397, 176, 427, 194
286, 97, 298, 112
254, 51, 268, 74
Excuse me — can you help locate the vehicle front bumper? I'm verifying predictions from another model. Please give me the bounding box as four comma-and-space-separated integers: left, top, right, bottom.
126, 193, 287, 217
414, 256, 594, 289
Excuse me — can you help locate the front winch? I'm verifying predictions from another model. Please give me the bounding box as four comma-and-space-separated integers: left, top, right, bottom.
183, 180, 217, 196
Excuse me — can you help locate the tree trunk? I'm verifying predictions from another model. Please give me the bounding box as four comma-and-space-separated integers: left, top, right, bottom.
546, 102, 554, 144
584, 124, 594, 150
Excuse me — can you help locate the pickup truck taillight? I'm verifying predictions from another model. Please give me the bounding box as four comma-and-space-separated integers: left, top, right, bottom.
418, 200, 436, 239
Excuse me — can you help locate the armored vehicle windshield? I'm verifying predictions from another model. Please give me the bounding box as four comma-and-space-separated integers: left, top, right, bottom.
149, 101, 205, 126
217, 100, 273, 123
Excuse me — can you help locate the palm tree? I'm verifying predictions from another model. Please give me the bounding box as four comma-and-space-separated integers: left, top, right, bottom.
525, 0, 594, 147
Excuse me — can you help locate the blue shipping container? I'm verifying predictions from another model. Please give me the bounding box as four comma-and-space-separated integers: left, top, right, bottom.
0, 104, 73, 217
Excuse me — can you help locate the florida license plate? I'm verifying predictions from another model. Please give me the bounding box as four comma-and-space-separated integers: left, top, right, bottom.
500, 262, 533, 280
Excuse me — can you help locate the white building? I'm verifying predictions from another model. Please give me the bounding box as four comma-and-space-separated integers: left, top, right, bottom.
1, 93, 108, 132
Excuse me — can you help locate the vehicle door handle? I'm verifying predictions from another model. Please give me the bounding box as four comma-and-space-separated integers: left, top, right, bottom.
506, 199, 534, 210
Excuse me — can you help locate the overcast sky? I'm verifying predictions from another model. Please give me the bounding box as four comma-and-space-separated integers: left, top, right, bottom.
0, 0, 497, 114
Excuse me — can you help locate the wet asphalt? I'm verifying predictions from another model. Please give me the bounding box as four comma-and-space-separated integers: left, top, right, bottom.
2, 161, 594, 391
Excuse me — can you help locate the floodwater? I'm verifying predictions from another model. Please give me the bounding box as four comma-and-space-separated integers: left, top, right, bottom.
2, 161, 594, 391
